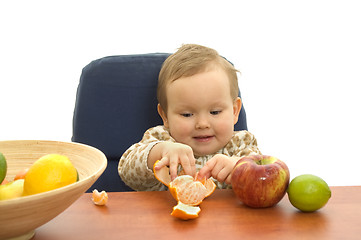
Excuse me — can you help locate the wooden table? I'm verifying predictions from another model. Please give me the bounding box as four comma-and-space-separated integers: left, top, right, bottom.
34, 186, 361, 240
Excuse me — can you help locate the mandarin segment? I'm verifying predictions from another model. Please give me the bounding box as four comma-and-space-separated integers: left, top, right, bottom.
91, 189, 108, 206
204, 178, 216, 197
195, 172, 206, 185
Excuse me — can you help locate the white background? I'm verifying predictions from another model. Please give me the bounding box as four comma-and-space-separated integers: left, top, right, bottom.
1, 0, 360, 186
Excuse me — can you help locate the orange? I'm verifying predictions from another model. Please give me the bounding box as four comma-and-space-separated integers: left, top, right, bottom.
194, 172, 216, 198
91, 189, 108, 206
169, 175, 208, 206
153, 160, 216, 206
171, 201, 201, 220
14, 168, 29, 181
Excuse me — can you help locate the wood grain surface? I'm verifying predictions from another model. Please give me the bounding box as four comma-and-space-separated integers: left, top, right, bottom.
34, 186, 361, 240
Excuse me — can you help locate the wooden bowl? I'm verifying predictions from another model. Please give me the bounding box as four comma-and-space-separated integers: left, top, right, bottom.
0, 140, 107, 240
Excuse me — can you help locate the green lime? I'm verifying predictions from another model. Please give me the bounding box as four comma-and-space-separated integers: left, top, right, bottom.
0, 152, 7, 184
287, 174, 331, 212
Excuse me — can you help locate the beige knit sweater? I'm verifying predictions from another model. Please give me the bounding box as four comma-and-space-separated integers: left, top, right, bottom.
118, 125, 261, 191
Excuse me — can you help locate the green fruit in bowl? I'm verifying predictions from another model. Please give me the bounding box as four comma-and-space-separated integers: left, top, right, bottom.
0, 153, 7, 184
287, 174, 331, 212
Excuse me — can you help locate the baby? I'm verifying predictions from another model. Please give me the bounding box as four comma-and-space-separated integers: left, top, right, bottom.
118, 44, 261, 191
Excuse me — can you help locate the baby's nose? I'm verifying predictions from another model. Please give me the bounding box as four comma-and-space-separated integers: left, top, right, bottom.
195, 116, 210, 129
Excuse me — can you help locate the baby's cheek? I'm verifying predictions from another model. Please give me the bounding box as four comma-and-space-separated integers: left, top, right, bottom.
169, 125, 192, 142
217, 121, 234, 134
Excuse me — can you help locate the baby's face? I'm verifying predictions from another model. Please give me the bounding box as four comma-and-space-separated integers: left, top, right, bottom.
160, 66, 241, 156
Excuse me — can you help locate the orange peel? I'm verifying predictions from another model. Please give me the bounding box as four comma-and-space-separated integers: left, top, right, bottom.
171, 201, 201, 220
153, 160, 171, 187
203, 177, 216, 197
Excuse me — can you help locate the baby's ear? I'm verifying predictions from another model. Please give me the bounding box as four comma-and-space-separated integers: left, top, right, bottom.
157, 104, 169, 128
233, 97, 242, 125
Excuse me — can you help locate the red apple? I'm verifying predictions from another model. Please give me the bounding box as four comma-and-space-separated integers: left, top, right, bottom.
231, 155, 290, 208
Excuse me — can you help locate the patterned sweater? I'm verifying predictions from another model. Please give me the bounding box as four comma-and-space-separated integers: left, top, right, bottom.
118, 125, 261, 191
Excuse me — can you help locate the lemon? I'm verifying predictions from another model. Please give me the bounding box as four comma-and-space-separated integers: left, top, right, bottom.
0, 179, 24, 200
287, 174, 331, 212
24, 154, 77, 195
0, 152, 7, 184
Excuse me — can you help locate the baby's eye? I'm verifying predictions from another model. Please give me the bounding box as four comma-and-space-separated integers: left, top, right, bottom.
181, 113, 193, 117
210, 110, 221, 115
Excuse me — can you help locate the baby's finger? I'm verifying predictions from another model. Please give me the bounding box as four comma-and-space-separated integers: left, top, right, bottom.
211, 161, 225, 180
198, 158, 216, 180
225, 174, 232, 185
215, 168, 231, 183
169, 155, 179, 181
180, 155, 196, 177
153, 156, 169, 170
188, 153, 197, 177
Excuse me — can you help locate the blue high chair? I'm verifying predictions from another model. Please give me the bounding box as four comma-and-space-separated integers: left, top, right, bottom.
72, 53, 248, 192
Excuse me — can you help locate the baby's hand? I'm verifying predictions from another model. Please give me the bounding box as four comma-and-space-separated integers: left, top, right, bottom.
198, 154, 240, 185
153, 142, 196, 180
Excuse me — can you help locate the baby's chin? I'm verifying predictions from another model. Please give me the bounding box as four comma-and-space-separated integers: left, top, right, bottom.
193, 148, 220, 158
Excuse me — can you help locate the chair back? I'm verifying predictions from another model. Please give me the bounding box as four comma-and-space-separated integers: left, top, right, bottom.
72, 53, 248, 191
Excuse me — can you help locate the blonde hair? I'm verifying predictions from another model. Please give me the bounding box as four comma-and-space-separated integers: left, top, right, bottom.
157, 44, 239, 112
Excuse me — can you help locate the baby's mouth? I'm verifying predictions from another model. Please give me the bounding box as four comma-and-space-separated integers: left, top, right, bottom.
193, 135, 214, 142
